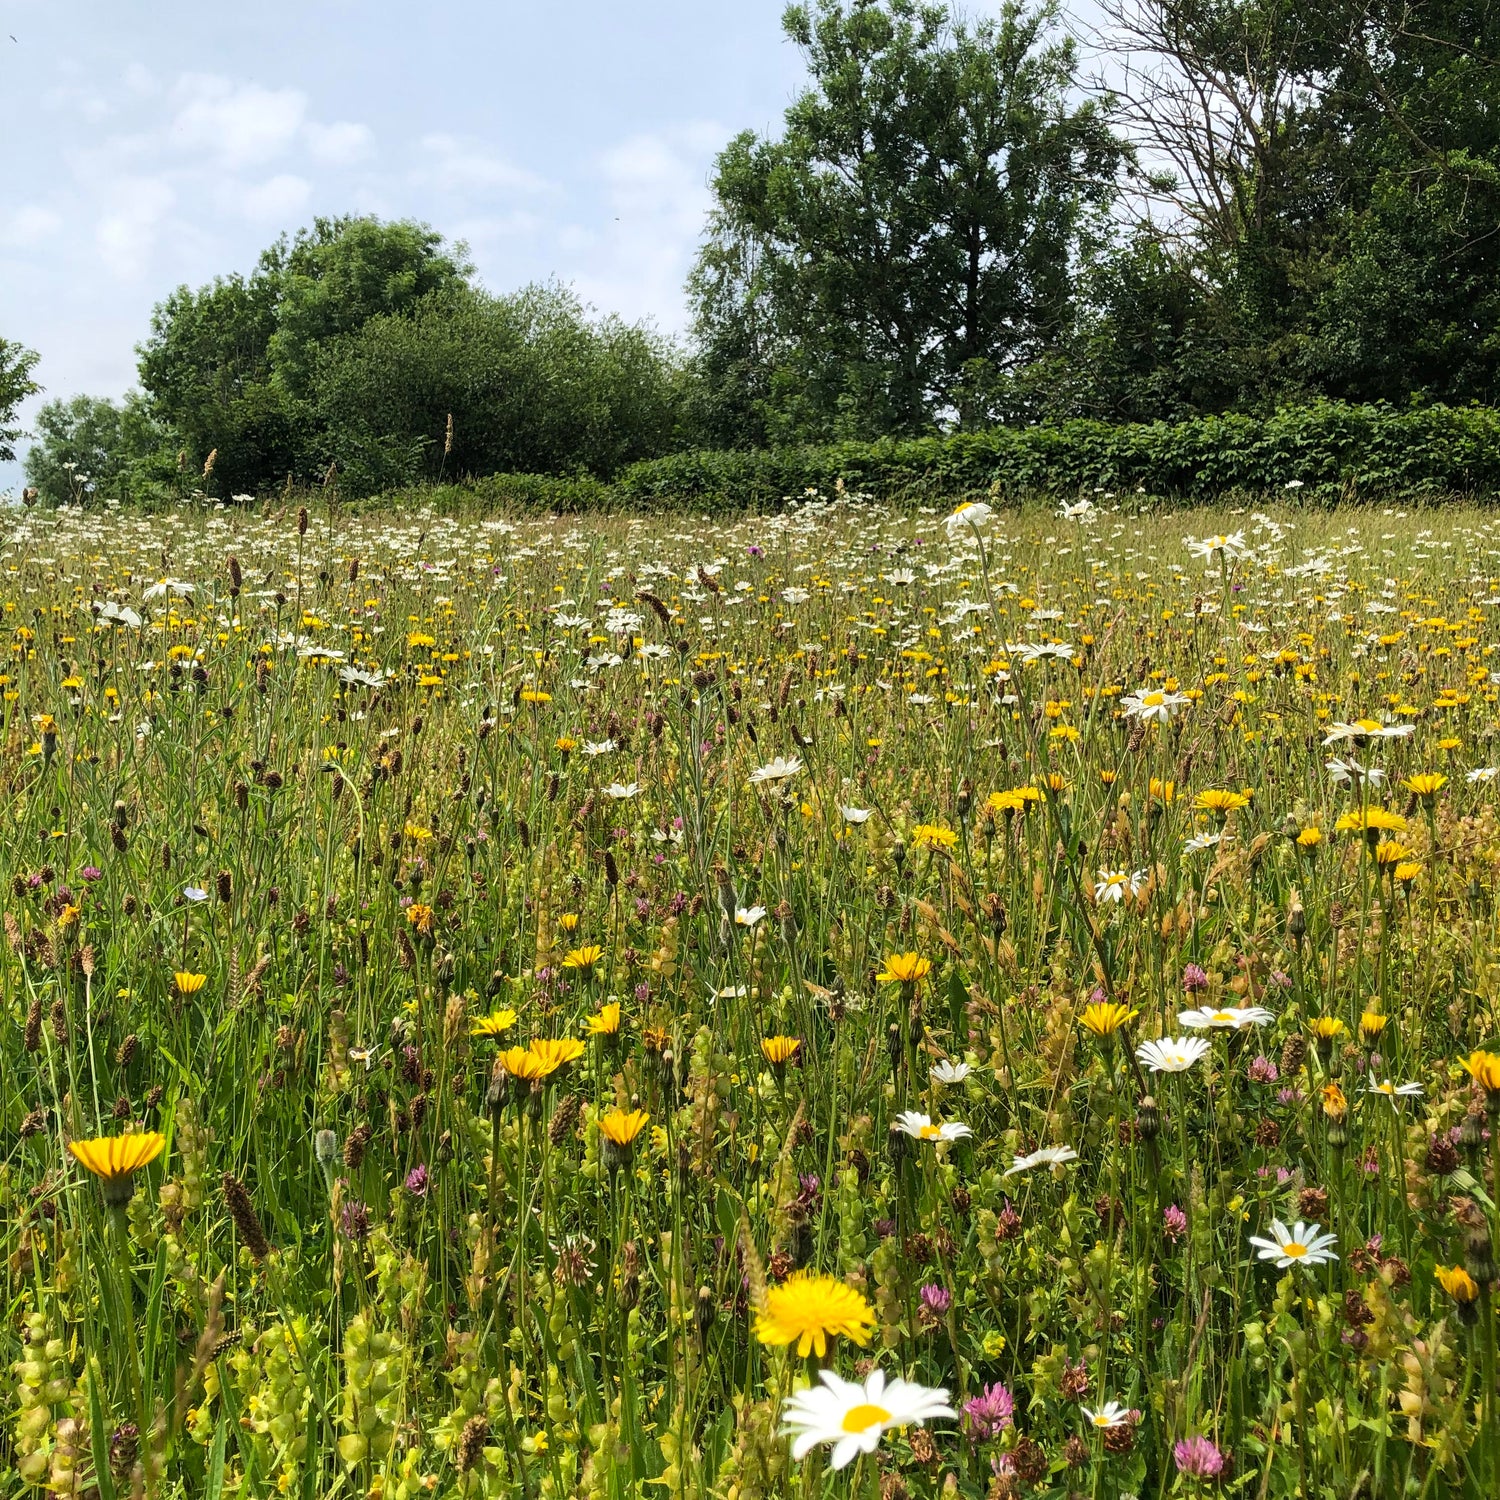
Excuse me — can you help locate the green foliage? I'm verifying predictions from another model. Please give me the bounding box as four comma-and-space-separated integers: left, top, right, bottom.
135, 217, 683, 497
24, 393, 180, 506
0, 336, 41, 466
690, 0, 1124, 444
312, 284, 686, 494
509, 400, 1500, 510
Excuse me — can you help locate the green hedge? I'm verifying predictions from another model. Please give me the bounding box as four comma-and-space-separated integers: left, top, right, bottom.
408, 400, 1500, 512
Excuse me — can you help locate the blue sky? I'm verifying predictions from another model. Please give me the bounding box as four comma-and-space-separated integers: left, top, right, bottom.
0, 0, 807, 488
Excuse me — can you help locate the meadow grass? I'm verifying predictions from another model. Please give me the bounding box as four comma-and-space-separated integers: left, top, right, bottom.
3, 493, 1500, 1499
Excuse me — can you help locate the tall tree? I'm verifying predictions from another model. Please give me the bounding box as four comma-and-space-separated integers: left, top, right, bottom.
691, 0, 1125, 442
0, 336, 41, 466
137, 216, 470, 493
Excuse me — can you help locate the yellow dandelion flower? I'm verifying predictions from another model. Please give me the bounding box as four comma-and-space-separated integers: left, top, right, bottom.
761, 1035, 802, 1067
585, 1002, 623, 1036
561, 944, 604, 972
69, 1131, 167, 1206
753, 1270, 876, 1358
470, 1008, 518, 1038
174, 971, 208, 995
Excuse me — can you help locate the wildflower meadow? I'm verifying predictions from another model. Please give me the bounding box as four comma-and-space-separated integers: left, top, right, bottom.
4, 493, 1500, 1499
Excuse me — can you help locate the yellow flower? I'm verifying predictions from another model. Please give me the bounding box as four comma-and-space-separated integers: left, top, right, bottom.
1310, 1016, 1347, 1041
1436, 1265, 1481, 1304
174, 971, 208, 995
1080, 1001, 1138, 1038
498, 1046, 548, 1082
761, 1035, 802, 1067
69, 1131, 167, 1205
1149, 778, 1176, 804
1395, 861, 1422, 885
558, 913, 581, 932
406, 903, 436, 936
597, 1107, 650, 1147
753, 1270, 876, 1357
1195, 788, 1250, 815
910, 823, 958, 851
1335, 807, 1406, 835
562, 944, 604, 972
1460, 1049, 1500, 1093
1321, 1082, 1348, 1121
1359, 1010, 1388, 1041
1296, 827, 1322, 848
520, 689, 552, 704
529, 1037, 586, 1075
471, 1008, 518, 1038
1402, 772, 1446, 799
555, 736, 578, 754
585, 1002, 623, 1036
1374, 840, 1411, 866
876, 953, 932, 985
57, 903, 80, 930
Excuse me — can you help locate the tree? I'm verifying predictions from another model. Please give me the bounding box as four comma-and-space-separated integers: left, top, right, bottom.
24, 392, 179, 506
137, 217, 472, 493
312, 283, 686, 493
691, 0, 1125, 441
0, 336, 41, 465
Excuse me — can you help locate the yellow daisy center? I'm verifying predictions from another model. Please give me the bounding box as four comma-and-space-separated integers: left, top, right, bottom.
1282, 1242, 1307, 1258
919, 1124, 941, 1140
841, 1404, 891, 1434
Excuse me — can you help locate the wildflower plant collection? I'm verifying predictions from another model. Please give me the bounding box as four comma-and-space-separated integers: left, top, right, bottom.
3, 493, 1500, 1497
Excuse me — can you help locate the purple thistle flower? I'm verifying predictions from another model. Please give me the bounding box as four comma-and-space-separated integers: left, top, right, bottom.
964, 1383, 1015, 1440
1182, 963, 1209, 993
1173, 1435, 1225, 1479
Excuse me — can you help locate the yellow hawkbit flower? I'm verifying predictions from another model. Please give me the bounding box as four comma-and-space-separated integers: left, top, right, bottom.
470, 1008, 518, 1038
1460, 1050, 1500, 1094
174, 971, 208, 995
1436, 1265, 1480, 1304
561, 944, 604, 972
498, 1046, 548, 1082
1080, 1001, 1138, 1038
1402, 772, 1446, 800
1310, 1016, 1347, 1041
1321, 1082, 1348, 1121
69, 1131, 167, 1206
910, 823, 958, 851
877, 953, 932, 985
761, 1035, 802, 1067
528, 1037, 586, 1075
406, 903, 436, 936
1359, 1010, 1388, 1041
585, 1002, 623, 1036
1195, 788, 1250, 815
597, 1107, 650, 1147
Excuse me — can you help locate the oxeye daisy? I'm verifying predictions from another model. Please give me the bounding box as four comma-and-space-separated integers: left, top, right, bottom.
1248, 1219, 1338, 1269
1136, 1036, 1211, 1073
1081, 1401, 1132, 1430
929, 1059, 972, 1086
1004, 1145, 1079, 1177
1178, 1005, 1274, 1030
754, 1271, 876, 1357
780, 1367, 954, 1469
893, 1111, 972, 1144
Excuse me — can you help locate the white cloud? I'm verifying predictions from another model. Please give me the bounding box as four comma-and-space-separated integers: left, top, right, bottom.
95, 176, 176, 279
569, 122, 722, 329
234, 173, 313, 224
169, 75, 307, 168
417, 133, 553, 196
2, 205, 64, 247
305, 120, 374, 167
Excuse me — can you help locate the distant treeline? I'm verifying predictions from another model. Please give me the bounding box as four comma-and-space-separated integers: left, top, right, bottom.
14, 1, 1500, 503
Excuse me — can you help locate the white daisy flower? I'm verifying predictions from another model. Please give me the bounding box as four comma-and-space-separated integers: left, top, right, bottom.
1136, 1036, 1212, 1073
1178, 1005, 1274, 1030
1004, 1145, 1078, 1176
603, 782, 640, 799
734, 905, 767, 927
893, 1111, 972, 1143
1364, 1076, 1423, 1102
1094, 869, 1146, 903
944, 501, 994, 542
749, 756, 803, 785
780, 1367, 954, 1470
1187, 532, 1249, 561
839, 805, 873, 824
929, 1060, 972, 1086
1248, 1219, 1338, 1269
1467, 767, 1499, 784
1121, 688, 1192, 723
1081, 1401, 1133, 1431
